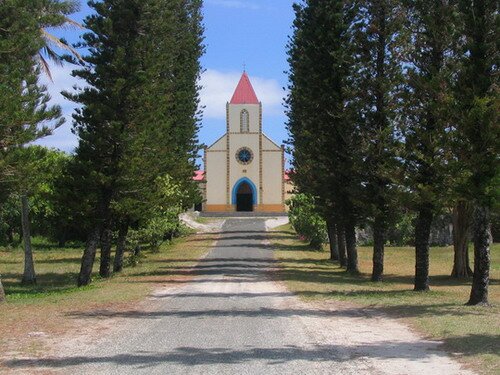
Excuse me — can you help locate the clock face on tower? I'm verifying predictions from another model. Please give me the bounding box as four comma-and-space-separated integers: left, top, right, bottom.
236, 147, 253, 165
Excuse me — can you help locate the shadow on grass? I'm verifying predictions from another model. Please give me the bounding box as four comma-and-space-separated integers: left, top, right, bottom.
442, 334, 500, 356
2, 272, 81, 296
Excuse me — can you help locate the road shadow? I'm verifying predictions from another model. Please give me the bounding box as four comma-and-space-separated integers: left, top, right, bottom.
5, 339, 456, 369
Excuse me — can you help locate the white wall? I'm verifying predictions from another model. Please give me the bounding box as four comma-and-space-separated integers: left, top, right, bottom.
205, 151, 227, 204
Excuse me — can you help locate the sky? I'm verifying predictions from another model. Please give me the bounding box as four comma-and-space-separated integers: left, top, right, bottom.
37, 0, 296, 160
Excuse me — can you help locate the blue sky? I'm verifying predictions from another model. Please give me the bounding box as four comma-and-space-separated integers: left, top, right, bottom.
38, 0, 296, 161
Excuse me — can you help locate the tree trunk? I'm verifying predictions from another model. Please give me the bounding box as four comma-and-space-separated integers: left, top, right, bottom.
327, 219, 339, 261
336, 225, 347, 267
344, 222, 359, 273
451, 200, 473, 278
133, 244, 141, 257
58, 229, 67, 248
113, 222, 129, 273
77, 226, 101, 287
372, 216, 385, 282
414, 204, 433, 291
467, 205, 490, 305
78, 191, 112, 286
21, 195, 36, 285
99, 227, 113, 278
0, 277, 5, 303
6, 227, 14, 244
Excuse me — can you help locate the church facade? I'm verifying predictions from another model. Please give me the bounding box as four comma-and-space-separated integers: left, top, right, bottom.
198, 72, 290, 213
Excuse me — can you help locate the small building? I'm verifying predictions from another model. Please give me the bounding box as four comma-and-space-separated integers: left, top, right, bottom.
197, 72, 291, 213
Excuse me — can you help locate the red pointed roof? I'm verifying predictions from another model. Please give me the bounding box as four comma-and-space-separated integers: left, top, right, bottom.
230, 72, 259, 104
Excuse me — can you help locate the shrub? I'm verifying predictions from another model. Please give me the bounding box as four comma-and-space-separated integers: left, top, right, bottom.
286, 193, 327, 249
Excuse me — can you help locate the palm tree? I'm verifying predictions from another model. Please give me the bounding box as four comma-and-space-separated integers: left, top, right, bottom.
36, 0, 84, 80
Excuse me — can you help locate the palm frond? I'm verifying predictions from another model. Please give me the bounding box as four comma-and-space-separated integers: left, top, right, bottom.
62, 16, 84, 30
35, 53, 53, 82
41, 29, 83, 63
43, 46, 64, 66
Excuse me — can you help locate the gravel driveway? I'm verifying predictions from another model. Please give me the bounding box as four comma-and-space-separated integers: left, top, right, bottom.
6, 218, 473, 374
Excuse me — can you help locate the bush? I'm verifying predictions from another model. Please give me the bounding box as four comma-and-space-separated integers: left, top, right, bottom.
286, 193, 327, 249
128, 212, 181, 252
387, 210, 416, 246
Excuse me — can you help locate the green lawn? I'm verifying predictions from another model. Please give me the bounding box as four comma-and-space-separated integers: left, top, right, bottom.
0, 232, 215, 356
270, 224, 500, 375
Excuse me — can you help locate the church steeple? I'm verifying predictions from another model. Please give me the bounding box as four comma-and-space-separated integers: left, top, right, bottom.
230, 72, 259, 104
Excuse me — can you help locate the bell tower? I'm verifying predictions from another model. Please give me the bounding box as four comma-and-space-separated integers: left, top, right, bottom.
227, 72, 261, 133
225, 72, 262, 211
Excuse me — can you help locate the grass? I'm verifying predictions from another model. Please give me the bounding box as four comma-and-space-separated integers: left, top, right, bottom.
0, 232, 216, 357
270, 224, 500, 375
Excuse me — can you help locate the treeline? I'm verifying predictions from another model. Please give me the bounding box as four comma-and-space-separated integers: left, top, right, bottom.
0, 0, 204, 300
286, 0, 498, 305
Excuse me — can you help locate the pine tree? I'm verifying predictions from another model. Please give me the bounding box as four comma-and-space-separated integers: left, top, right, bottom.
112, 0, 204, 270
402, 0, 458, 291
64, 0, 204, 285
352, 0, 405, 281
286, 0, 361, 273
450, 200, 473, 278
64, 0, 143, 286
0, 1, 64, 162
0, 0, 75, 295
126, 0, 203, 203
455, 0, 498, 305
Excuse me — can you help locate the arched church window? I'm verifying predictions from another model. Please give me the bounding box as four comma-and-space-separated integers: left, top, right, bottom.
240, 109, 249, 133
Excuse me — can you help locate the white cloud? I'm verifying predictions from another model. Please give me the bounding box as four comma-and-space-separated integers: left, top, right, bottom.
199, 69, 284, 119
35, 64, 286, 150
206, 0, 261, 10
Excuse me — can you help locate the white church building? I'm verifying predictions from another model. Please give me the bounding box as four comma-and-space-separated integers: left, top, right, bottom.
195, 72, 291, 213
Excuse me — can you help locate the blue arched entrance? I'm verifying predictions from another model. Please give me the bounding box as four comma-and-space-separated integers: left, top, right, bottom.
232, 177, 257, 212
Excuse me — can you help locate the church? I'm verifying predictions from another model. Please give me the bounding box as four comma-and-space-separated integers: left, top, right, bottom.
195, 72, 291, 213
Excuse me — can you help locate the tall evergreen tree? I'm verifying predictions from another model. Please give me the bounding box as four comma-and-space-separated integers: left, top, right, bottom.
450, 200, 473, 278
286, 0, 361, 273
65, 0, 204, 285
352, 0, 405, 281
455, 0, 498, 305
402, 0, 457, 291
64, 0, 143, 286
0, 1, 64, 165
125, 0, 203, 214
0, 0, 76, 296
112, 0, 204, 270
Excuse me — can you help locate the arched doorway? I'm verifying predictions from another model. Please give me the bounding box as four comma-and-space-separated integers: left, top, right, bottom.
236, 182, 253, 211
232, 178, 257, 212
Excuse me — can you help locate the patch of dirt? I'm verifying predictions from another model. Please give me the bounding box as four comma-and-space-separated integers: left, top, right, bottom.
265, 217, 289, 230
180, 213, 225, 233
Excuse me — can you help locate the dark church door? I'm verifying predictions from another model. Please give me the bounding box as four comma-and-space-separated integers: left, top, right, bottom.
236, 182, 254, 212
